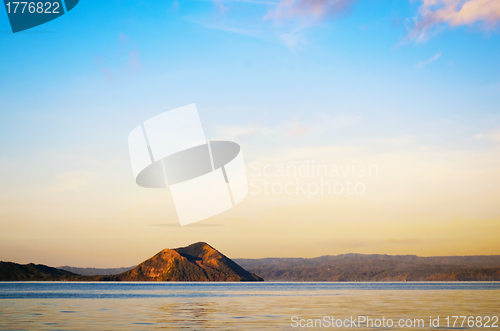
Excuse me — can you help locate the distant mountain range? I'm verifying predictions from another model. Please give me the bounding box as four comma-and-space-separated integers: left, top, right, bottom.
234, 254, 500, 281
0, 242, 262, 282
59, 254, 500, 282
58, 266, 135, 276
2, 246, 500, 281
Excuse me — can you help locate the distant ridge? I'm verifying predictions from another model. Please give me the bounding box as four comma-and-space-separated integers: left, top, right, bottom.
58, 266, 135, 276
234, 254, 500, 281
3, 250, 500, 282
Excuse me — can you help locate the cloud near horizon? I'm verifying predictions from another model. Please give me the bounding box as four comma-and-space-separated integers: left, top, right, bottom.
474, 130, 500, 142
408, 0, 500, 42
264, 0, 358, 23
43, 171, 94, 193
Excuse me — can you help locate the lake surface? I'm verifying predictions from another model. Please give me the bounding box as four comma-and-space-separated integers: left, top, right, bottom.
1, 282, 499, 330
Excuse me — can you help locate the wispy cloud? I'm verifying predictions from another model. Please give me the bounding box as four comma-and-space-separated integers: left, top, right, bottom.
119, 33, 142, 72
128, 51, 141, 71
94, 33, 141, 83
364, 135, 415, 145
214, 0, 229, 14
44, 171, 94, 193
188, 17, 306, 49
407, 0, 500, 42
289, 122, 309, 137
227, 0, 278, 4
199, 0, 277, 4
416, 52, 442, 69
198, 0, 357, 49
213, 114, 361, 142
94, 57, 113, 84
214, 125, 257, 140
474, 130, 500, 142
192, 20, 266, 39
277, 26, 307, 49
264, 0, 357, 23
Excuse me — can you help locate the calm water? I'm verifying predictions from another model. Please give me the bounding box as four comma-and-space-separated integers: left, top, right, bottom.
0, 282, 499, 330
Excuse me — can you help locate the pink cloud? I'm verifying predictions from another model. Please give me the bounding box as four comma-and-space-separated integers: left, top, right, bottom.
289, 122, 309, 137
94, 57, 113, 84
129, 51, 141, 71
94, 33, 141, 84
264, 0, 358, 23
408, 0, 500, 42
214, 0, 229, 14
118, 32, 129, 44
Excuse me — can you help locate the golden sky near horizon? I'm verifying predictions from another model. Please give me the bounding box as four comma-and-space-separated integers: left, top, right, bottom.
1, 120, 500, 268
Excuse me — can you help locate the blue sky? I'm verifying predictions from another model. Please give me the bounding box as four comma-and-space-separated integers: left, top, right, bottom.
1, 0, 499, 149
1, 0, 500, 265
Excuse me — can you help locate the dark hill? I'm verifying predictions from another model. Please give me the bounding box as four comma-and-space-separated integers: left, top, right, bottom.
0, 262, 82, 281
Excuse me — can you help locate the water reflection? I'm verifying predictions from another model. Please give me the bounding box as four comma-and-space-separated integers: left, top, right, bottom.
0, 282, 498, 330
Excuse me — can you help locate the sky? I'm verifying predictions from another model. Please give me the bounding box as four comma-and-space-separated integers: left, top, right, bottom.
0, 0, 499, 267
